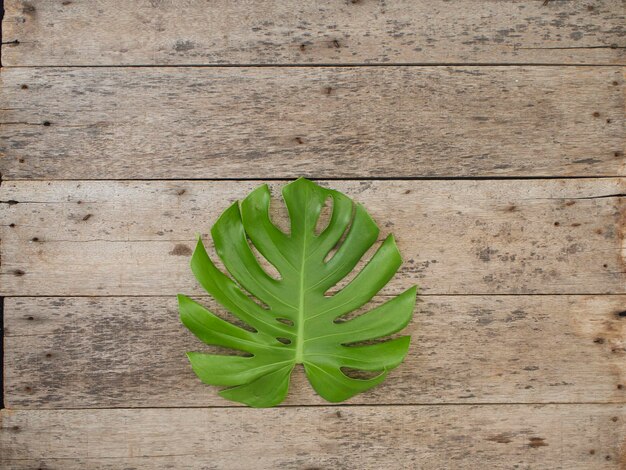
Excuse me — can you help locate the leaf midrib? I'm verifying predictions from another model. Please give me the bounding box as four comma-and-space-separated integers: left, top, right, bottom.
294, 205, 309, 364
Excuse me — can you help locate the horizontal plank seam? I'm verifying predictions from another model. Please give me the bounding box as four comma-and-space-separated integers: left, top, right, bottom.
0, 456, 196, 462
4, 294, 625, 298
1, 63, 625, 68
3, 293, 626, 299
1, 176, 625, 184
2, 402, 625, 411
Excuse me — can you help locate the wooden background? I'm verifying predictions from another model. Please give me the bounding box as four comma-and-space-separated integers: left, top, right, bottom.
0, 1, 625, 468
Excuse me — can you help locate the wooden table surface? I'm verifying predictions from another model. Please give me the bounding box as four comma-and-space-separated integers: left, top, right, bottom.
1, 1, 625, 468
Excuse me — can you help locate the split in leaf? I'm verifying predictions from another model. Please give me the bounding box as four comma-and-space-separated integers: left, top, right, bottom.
179, 178, 416, 407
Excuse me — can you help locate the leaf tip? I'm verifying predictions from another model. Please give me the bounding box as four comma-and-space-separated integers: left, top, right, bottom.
177, 294, 193, 323
249, 182, 271, 197
193, 234, 205, 253
287, 176, 316, 190
407, 285, 419, 297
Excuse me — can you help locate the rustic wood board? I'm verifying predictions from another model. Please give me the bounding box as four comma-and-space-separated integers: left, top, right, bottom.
1, 179, 624, 296
3, 295, 625, 409
1, 405, 624, 469
1, 0, 625, 466
2, 0, 625, 66
1, 67, 624, 179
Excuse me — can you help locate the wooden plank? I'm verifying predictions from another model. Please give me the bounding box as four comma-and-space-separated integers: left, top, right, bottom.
2, 0, 625, 66
0, 67, 624, 179
1, 405, 624, 469
1, 179, 624, 296
3, 295, 625, 409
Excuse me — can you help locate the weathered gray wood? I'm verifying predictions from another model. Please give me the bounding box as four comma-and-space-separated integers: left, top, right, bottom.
1, 179, 624, 296
0, 67, 624, 179
2, 0, 625, 66
1, 405, 624, 469
3, 295, 625, 409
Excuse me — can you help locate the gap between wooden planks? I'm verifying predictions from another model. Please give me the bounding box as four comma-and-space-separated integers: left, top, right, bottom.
2, 295, 625, 409
0, 405, 624, 469
1, 179, 623, 296
0, 67, 623, 179
2, 0, 625, 66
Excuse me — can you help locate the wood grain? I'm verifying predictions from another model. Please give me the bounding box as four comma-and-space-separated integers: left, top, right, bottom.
1, 405, 624, 469
2, 0, 625, 66
1, 179, 624, 296
1, 1, 623, 467
0, 67, 624, 179
3, 295, 625, 409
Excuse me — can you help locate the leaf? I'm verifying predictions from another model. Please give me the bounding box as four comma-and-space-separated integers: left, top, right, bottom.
179, 178, 416, 407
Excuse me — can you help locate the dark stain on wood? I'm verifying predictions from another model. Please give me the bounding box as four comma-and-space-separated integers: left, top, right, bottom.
169, 244, 192, 256
528, 437, 548, 448
21, 2, 36, 14
487, 433, 512, 444
173, 40, 195, 52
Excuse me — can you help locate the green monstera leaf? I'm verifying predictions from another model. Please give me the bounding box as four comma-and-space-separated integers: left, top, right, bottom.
178, 178, 416, 407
